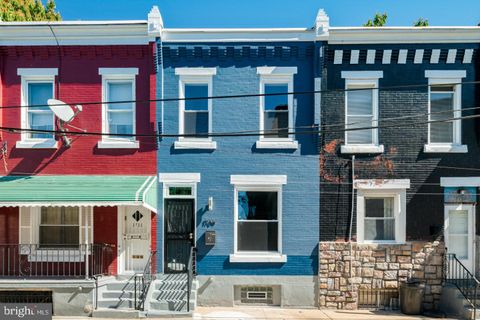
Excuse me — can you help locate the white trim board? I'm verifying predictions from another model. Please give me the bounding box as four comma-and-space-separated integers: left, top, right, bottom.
159, 173, 201, 183
441, 177, 480, 187
230, 175, 287, 185
354, 179, 411, 190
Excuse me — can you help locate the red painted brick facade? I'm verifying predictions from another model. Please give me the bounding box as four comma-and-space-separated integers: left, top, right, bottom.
0, 44, 157, 176
0, 207, 18, 244
93, 206, 118, 275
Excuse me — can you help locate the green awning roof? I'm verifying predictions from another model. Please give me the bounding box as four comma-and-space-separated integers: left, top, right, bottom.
0, 175, 157, 212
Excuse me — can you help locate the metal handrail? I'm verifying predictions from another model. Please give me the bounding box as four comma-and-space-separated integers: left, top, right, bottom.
445, 253, 480, 319
186, 246, 196, 312
134, 250, 157, 311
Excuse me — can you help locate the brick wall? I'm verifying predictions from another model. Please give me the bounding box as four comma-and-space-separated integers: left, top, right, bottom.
93, 206, 118, 275
0, 44, 157, 176
319, 240, 445, 311
0, 207, 18, 244
320, 43, 480, 241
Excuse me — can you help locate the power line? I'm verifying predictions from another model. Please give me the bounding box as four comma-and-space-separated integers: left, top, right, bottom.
1, 80, 477, 110
1, 109, 479, 138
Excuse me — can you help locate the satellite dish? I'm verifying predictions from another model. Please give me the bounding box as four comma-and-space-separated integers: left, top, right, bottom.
47, 99, 84, 147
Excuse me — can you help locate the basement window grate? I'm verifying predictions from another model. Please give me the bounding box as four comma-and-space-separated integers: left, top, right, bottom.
358, 288, 399, 310
0, 291, 53, 304
240, 287, 273, 305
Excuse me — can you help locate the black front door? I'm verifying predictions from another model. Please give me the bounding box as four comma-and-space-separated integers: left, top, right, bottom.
164, 199, 194, 273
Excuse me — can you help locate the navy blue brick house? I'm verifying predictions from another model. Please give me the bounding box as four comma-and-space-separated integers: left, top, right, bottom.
153, 9, 329, 308
318, 28, 480, 310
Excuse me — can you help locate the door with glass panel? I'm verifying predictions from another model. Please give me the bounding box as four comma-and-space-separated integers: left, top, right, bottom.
445, 205, 474, 273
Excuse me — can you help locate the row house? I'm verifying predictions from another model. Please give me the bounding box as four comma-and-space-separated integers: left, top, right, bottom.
0, 13, 158, 316
153, 8, 324, 309
318, 26, 480, 312
0, 5, 480, 317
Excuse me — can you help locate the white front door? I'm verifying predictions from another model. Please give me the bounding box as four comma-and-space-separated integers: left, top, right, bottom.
123, 206, 150, 273
445, 204, 475, 273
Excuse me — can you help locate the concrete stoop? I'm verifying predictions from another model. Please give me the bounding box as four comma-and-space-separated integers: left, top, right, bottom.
93, 274, 197, 317
440, 283, 480, 320
147, 274, 197, 313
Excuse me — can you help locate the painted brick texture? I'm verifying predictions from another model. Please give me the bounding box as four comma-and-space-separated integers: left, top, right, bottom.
320, 43, 480, 241
0, 45, 157, 176
157, 42, 320, 275
93, 206, 118, 275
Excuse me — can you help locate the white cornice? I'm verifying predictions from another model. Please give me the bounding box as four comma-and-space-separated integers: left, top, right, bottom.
329, 27, 480, 44
162, 28, 315, 43
0, 22, 150, 46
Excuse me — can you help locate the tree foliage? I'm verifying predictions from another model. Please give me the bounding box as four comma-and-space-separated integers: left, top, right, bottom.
414, 17, 429, 27
363, 12, 388, 27
0, 0, 61, 22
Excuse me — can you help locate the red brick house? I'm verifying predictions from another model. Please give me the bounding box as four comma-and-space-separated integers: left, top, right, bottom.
0, 11, 159, 316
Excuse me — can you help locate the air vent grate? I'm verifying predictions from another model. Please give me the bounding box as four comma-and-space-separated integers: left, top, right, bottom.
240, 287, 273, 305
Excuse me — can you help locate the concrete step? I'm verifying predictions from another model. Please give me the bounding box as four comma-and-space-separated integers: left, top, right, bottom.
145, 310, 192, 318
149, 300, 194, 312
102, 290, 136, 299
105, 281, 136, 291
97, 298, 135, 309
92, 308, 144, 318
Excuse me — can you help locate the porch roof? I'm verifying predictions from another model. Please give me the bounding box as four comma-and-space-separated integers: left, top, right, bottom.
0, 175, 157, 212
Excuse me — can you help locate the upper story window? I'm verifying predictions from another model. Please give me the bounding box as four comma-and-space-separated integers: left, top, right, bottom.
230, 175, 287, 263
17, 68, 58, 149
98, 68, 139, 149
184, 84, 209, 135
174, 68, 217, 150
341, 71, 384, 154
355, 179, 410, 244
424, 70, 467, 153
257, 67, 298, 150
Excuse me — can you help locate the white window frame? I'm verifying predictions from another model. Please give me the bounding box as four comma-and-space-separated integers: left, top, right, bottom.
341, 71, 384, 154
98, 68, 139, 149
257, 67, 298, 149
354, 179, 409, 244
424, 70, 467, 153
21, 206, 93, 262
17, 68, 58, 149
175, 68, 217, 150
229, 175, 287, 263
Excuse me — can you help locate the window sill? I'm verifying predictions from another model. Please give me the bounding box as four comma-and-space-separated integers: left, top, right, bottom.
97, 140, 140, 149
341, 144, 384, 154
358, 241, 405, 246
16, 139, 58, 149
229, 253, 287, 263
256, 140, 298, 150
423, 144, 467, 153
174, 140, 217, 150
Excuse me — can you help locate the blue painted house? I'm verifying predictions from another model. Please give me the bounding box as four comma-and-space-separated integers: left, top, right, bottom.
152, 8, 328, 307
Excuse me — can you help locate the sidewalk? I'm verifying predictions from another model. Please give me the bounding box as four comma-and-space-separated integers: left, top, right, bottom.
193, 307, 452, 319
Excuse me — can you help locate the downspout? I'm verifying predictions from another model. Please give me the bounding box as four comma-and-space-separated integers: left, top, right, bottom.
349, 155, 355, 286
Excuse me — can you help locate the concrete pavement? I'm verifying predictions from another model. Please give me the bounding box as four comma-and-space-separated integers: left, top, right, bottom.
53, 307, 454, 320
193, 307, 451, 320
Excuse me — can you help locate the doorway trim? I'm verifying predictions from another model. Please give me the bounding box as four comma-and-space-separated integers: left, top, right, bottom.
159, 173, 200, 273
444, 203, 475, 273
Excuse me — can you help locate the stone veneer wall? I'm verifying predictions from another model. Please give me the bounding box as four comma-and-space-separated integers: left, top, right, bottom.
319, 240, 445, 310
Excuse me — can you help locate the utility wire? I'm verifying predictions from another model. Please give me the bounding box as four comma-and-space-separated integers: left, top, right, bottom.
1, 111, 478, 138
1, 80, 477, 110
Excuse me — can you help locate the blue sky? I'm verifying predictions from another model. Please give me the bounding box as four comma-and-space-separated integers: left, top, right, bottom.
55, 0, 480, 27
